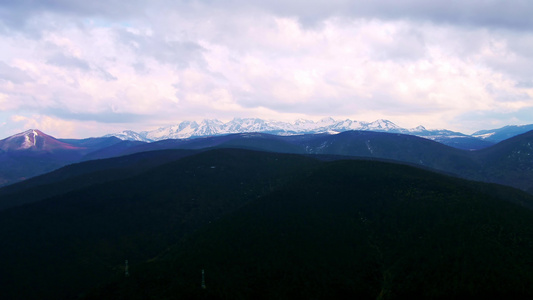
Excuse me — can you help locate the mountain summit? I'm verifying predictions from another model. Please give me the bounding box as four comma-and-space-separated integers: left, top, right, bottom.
0, 129, 81, 152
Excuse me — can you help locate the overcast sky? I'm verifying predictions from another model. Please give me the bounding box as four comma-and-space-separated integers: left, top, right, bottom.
1, 0, 533, 138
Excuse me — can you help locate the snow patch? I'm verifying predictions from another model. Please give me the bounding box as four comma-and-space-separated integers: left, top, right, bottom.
365, 140, 374, 154
473, 132, 496, 139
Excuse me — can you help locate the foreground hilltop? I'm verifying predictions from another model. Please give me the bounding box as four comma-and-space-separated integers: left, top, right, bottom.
91, 155, 533, 299
1, 149, 531, 299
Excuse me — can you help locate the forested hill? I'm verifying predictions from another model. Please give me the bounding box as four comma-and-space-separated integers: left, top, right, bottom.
1, 149, 530, 299
86, 157, 533, 299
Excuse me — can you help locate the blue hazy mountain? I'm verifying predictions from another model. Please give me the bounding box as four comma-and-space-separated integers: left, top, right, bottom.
2, 128, 533, 194
473, 123, 533, 143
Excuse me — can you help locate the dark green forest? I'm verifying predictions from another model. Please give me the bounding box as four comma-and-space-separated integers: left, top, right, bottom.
1, 149, 533, 299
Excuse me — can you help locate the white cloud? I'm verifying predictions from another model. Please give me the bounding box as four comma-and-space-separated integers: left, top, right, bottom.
0, 1, 532, 138
9, 114, 76, 137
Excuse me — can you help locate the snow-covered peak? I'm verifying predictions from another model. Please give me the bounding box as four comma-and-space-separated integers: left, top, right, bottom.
0, 129, 80, 152
195, 119, 224, 136
201, 119, 223, 125
410, 125, 427, 132
107, 130, 152, 142
12, 128, 40, 137
2, 129, 43, 150
13, 129, 40, 149
24, 129, 38, 149
293, 118, 314, 125
368, 119, 400, 130
317, 117, 336, 125
226, 118, 272, 133
332, 119, 363, 131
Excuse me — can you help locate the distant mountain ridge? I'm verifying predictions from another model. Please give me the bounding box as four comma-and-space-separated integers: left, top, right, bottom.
473, 124, 533, 142
107, 117, 493, 149
1, 123, 533, 191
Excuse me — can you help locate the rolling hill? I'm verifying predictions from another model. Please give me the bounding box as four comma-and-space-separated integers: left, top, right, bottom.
79, 130, 533, 194
86, 157, 533, 299
0, 149, 202, 211
0, 149, 532, 299
1, 129, 533, 196
0, 149, 321, 300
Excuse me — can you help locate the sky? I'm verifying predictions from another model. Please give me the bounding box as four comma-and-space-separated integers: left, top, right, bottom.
1, 0, 533, 138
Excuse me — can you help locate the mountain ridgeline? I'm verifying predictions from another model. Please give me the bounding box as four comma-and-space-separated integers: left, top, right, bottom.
0, 149, 532, 299
106, 117, 518, 147
2, 127, 533, 193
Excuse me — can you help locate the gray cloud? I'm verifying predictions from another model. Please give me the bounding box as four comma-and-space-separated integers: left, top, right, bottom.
45, 106, 149, 123
515, 81, 533, 88
0, 61, 32, 83
0, 0, 143, 28
115, 28, 205, 68
95, 67, 118, 81
237, 0, 533, 30
2, 1, 533, 31
369, 25, 428, 62
46, 53, 90, 70
456, 105, 533, 129
45, 53, 117, 80
485, 83, 531, 103
1, 0, 533, 137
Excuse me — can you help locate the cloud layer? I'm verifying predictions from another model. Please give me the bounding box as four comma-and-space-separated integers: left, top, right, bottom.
0, 0, 532, 137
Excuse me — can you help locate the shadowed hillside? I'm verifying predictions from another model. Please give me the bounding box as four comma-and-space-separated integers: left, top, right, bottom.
0, 149, 201, 210
0, 149, 532, 299
86, 159, 533, 299
0, 149, 321, 300
2, 130, 533, 195
473, 130, 533, 193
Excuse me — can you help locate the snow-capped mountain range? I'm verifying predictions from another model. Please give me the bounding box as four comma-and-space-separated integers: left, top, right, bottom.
108, 118, 468, 143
